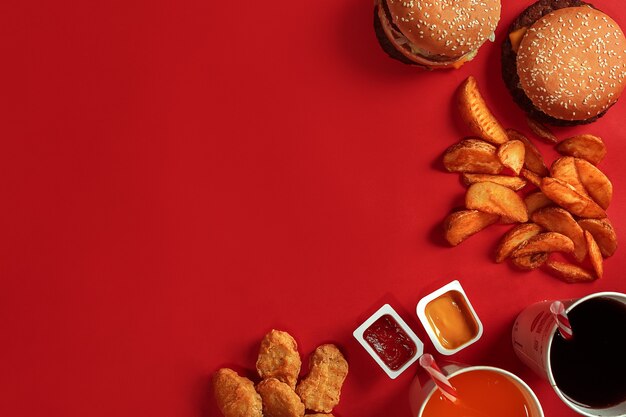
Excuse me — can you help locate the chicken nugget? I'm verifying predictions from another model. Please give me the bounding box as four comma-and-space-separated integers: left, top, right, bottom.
256, 329, 302, 389
257, 378, 305, 417
213, 368, 263, 417
296, 344, 348, 413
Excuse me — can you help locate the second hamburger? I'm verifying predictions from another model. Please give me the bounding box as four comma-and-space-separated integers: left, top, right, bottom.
502, 0, 626, 125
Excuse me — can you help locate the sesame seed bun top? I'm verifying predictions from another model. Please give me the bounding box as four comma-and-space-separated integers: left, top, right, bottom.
516, 6, 626, 121
385, 0, 501, 59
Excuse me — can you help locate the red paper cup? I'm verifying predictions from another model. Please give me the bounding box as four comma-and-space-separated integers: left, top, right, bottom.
512, 292, 626, 417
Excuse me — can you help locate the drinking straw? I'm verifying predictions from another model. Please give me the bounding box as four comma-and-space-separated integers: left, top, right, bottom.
419, 353, 459, 403
550, 301, 573, 340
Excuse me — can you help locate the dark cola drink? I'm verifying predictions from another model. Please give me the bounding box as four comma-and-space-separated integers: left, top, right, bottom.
550, 297, 626, 408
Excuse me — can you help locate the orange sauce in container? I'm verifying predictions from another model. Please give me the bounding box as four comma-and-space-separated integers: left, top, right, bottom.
424, 290, 479, 350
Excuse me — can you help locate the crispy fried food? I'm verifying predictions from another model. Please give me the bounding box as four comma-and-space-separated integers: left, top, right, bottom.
540, 177, 606, 219
551, 157, 588, 196
443, 210, 499, 246
257, 330, 302, 389
296, 344, 348, 413
461, 173, 527, 191
465, 181, 528, 223
511, 252, 548, 270
520, 168, 542, 188
575, 158, 612, 210
531, 207, 586, 262
497, 139, 525, 175
578, 218, 618, 257
556, 134, 606, 165
443, 78, 618, 283
584, 231, 603, 279
305, 415, 334, 417
524, 191, 554, 217
495, 223, 543, 263
213, 368, 263, 417
511, 232, 574, 258
507, 129, 549, 176
443, 139, 504, 174
526, 116, 558, 144
544, 260, 596, 283
257, 378, 305, 417
458, 76, 508, 145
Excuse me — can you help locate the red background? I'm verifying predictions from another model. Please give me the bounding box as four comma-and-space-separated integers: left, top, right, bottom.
1, 1, 625, 416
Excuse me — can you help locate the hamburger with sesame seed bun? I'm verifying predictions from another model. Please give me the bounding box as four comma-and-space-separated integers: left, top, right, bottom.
502, 0, 626, 125
374, 0, 501, 69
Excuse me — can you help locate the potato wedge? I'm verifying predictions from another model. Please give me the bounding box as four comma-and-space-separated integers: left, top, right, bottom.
540, 177, 606, 219
551, 157, 588, 196
443, 210, 500, 246
443, 139, 504, 174
531, 207, 586, 262
520, 168, 542, 188
458, 76, 508, 145
575, 158, 612, 210
527, 116, 558, 143
497, 140, 525, 175
578, 218, 617, 257
506, 129, 549, 176
556, 134, 606, 165
511, 232, 574, 258
465, 182, 528, 222
584, 231, 603, 279
525, 191, 554, 217
461, 173, 526, 191
495, 223, 543, 263
544, 260, 596, 283
511, 252, 548, 270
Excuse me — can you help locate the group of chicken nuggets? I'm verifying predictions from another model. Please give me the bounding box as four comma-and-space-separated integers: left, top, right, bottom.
213, 330, 349, 417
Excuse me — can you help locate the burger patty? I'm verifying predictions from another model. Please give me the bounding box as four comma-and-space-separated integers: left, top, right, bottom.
373, 1, 471, 67
373, 5, 420, 66
501, 0, 608, 126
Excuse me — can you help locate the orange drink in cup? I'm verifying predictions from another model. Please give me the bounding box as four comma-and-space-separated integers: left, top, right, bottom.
409, 363, 543, 417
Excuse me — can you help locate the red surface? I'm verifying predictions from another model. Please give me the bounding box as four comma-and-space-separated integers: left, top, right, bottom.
1, 1, 626, 416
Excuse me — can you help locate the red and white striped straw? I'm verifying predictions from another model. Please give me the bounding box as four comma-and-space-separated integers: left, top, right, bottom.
550, 301, 573, 341
419, 354, 458, 403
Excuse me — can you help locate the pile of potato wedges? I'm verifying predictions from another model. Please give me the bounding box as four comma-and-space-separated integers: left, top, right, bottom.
442, 76, 617, 283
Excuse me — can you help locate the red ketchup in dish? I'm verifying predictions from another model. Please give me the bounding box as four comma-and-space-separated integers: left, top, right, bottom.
363, 314, 417, 370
